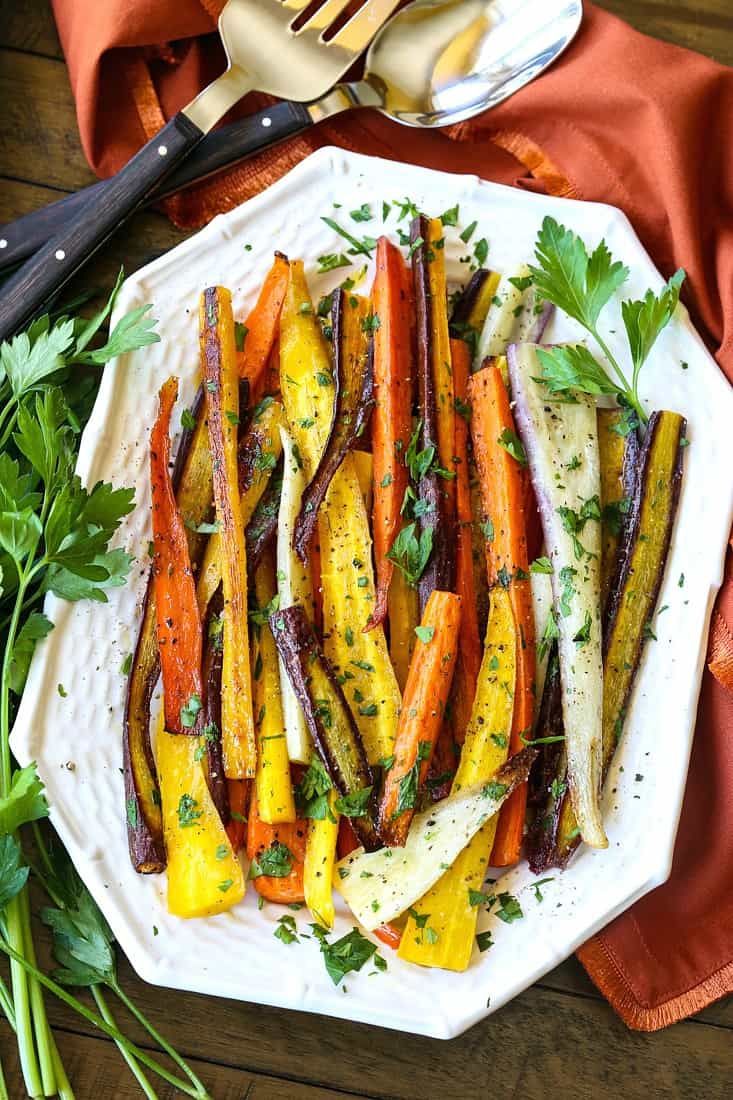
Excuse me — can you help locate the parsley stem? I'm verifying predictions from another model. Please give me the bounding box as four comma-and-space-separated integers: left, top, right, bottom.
0, 975, 15, 1031
47, 1032, 75, 1100
0, 1055, 9, 1100
109, 981, 211, 1099
0, 938, 203, 1098
92, 986, 159, 1100
591, 327, 648, 424
19, 886, 57, 1096
0, 562, 46, 1098
4, 899, 41, 1097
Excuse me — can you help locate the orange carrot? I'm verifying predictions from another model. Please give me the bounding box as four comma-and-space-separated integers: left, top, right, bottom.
225, 779, 249, 853
246, 785, 307, 904
377, 591, 462, 846
238, 252, 289, 385
450, 338, 481, 743
369, 237, 413, 628
468, 364, 536, 866
250, 335, 281, 409
150, 377, 204, 735
374, 923, 403, 951
425, 720, 457, 802
337, 817, 360, 861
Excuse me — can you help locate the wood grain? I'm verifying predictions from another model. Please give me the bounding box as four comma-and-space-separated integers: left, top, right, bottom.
0, 0, 732, 1096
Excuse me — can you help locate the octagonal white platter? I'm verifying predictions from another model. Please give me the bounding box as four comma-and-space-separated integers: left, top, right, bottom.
11, 148, 733, 1040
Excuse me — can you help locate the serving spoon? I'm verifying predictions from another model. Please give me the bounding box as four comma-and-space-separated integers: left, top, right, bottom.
0, 0, 583, 275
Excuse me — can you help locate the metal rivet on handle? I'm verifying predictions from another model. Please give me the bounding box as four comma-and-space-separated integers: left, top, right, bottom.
55, 250, 66, 261
158, 145, 168, 157
261, 117, 272, 128
0, 239, 7, 249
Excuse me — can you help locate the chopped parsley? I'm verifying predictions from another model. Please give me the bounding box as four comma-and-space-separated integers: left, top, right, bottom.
248, 841, 293, 879
334, 787, 373, 818
180, 693, 202, 729
177, 794, 202, 829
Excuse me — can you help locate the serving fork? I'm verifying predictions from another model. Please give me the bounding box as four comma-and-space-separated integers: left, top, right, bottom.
0, 0, 400, 342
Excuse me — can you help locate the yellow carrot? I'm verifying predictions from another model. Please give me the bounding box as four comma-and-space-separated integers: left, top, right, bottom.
304, 790, 340, 929
156, 713, 245, 918
253, 552, 296, 824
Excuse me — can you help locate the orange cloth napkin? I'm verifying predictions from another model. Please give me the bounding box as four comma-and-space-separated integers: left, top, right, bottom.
50, 0, 733, 1030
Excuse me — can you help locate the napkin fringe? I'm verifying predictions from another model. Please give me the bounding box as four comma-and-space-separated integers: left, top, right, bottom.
577, 937, 733, 1031
483, 129, 578, 200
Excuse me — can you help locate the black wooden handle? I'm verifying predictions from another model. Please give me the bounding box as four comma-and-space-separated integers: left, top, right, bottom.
0, 112, 203, 341
0, 101, 314, 276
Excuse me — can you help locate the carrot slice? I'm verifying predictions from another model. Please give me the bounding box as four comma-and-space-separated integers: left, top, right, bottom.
200, 286, 256, 779
336, 816, 360, 861
369, 237, 413, 628
246, 785, 307, 903
150, 376, 204, 736
377, 591, 462, 846
468, 364, 536, 866
373, 922, 403, 951
238, 252, 289, 385
450, 338, 481, 744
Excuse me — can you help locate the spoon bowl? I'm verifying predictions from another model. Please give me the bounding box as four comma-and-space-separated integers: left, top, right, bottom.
317, 0, 584, 127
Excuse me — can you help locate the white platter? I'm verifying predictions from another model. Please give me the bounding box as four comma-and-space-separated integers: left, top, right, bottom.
11, 148, 733, 1039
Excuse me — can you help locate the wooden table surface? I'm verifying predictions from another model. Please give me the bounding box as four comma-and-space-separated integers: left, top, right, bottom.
1, 2, 731, 1097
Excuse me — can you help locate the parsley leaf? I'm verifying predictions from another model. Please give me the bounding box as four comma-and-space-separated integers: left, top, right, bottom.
387, 522, 433, 587
0, 835, 30, 910
333, 787, 373, 818
495, 892, 523, 924
529, 217, 685, 424
314, 926, 377, 986
536, 344, 618, 397
496, 428, 527, 466
248, 841, 293, 879
621, 269, 685, 379
393, 741, 432, 817
0, 762, 48, 835
530, 217, 629, 331
8, 611, 53, 694
572, 610, 593, 647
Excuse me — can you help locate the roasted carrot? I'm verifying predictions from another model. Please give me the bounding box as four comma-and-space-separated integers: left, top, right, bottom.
411, 216, 456, 608
225, 779, 248, 853
468, 364, 536, 866
373, 922, 403, 951
246, 785, 307, 903
425, 721, 457, 802
377, 591, 462, 846
450, 337, 481, 744
238, 252, 289, 385
200, 286, 256, 779
150, 376, 204, 736
369, 237, 413, 628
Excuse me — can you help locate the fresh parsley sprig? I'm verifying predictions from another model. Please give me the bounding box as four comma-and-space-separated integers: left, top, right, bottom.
0, 277, 195, 1099
529, 217, 685, 424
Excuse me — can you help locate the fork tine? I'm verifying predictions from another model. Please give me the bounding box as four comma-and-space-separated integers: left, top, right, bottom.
294, 0, 353, 36
328, 0, 402, 51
